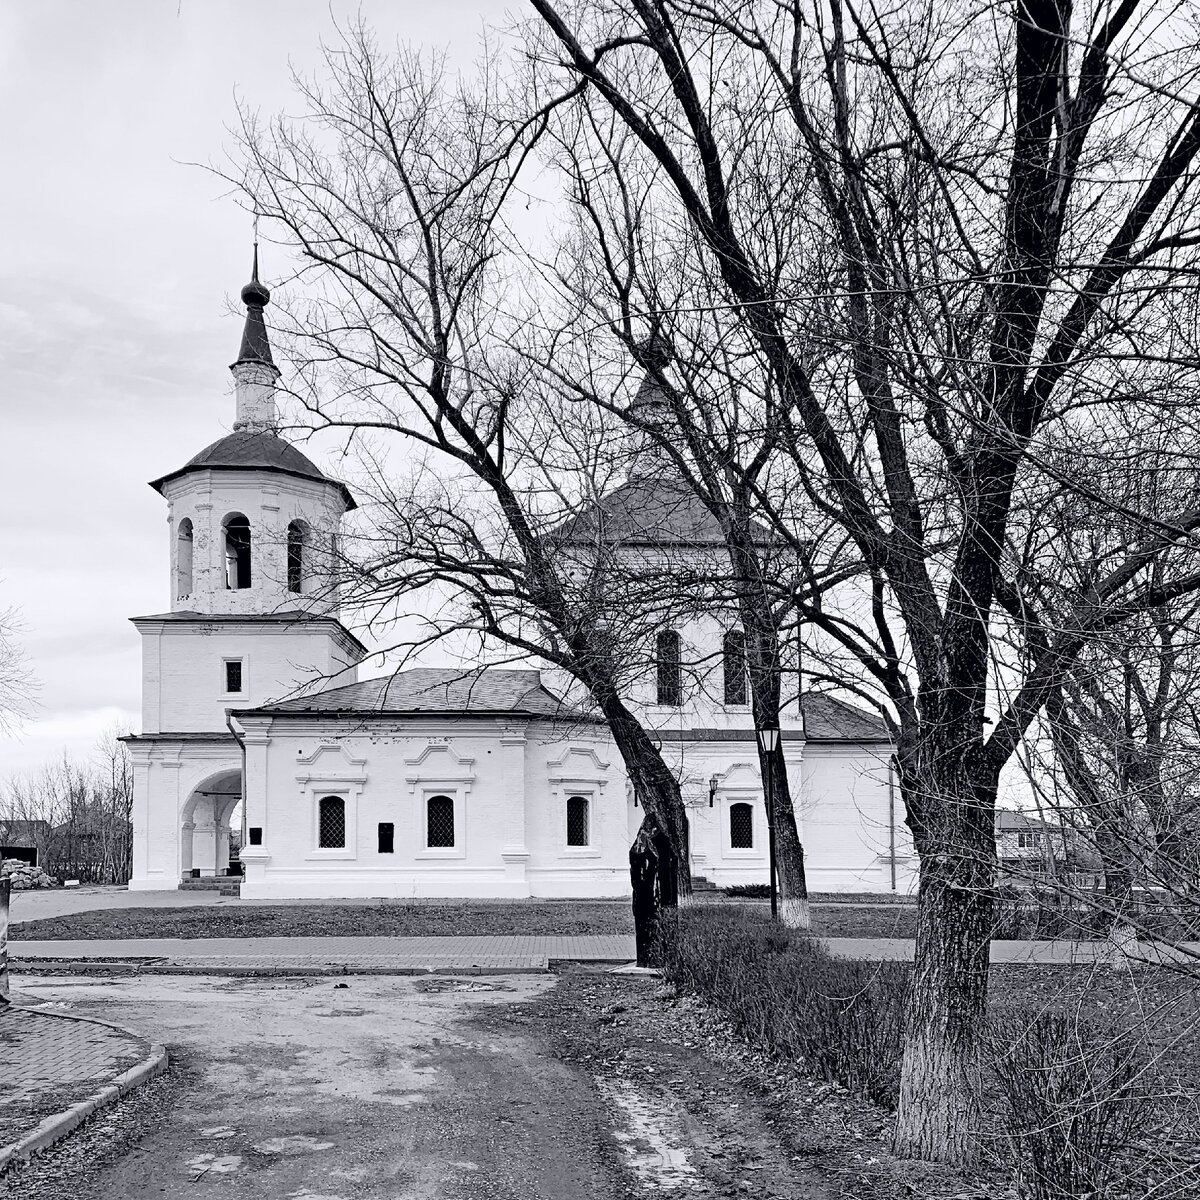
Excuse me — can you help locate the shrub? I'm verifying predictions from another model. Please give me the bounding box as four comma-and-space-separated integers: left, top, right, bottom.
988, 1009, 1154, 1200
655, 905, 907, 1109
721, 883, 771, 899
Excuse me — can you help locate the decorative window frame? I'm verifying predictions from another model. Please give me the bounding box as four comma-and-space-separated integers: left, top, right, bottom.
297, 744, 367, 861
713, 765, 766, 861
405, 741, 475, 861
548, 747, 609, 859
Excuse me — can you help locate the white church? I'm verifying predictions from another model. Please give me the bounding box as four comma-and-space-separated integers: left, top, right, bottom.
125, 258, 916, 899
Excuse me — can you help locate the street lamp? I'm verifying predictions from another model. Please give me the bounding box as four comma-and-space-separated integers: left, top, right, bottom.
755, 725, 780, 920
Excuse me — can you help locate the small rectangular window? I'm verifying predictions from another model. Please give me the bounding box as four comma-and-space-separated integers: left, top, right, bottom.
656, 630, 682, 706
566, 795, 590, 847
224, 660, 243, 694
723, 630, 748, 706
378, 822, 394, 854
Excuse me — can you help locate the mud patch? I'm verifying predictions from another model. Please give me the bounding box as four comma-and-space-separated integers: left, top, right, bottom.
595, 1077, 698, 1190
415, 978, 511, 994
252, 1134, 336, 1155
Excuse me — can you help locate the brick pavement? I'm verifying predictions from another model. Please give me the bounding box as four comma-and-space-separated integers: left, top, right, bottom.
0, 1007, 147, 1104
9, 933, 638, 971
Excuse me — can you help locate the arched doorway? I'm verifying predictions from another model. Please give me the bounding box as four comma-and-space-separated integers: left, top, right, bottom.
181, 769, 242, 878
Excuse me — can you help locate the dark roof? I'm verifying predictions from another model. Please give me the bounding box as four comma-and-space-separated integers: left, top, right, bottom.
149, 429, 355, 510
553, 476, 730, 547
129, 610, 368, 658
238, 667, 599, 722
802, 695, 890, 742
650, 697, 890, 744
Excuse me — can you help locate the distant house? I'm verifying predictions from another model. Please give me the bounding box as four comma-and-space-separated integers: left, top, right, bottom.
995, 810, 1069, 878
0, 818, 51, 867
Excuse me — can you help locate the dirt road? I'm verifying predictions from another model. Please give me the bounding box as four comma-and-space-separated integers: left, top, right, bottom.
5, 974, 628, 1200
1, 969, 931, 1200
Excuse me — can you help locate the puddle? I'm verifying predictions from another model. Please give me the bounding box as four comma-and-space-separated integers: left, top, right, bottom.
253, 1135, 336, 1155
184, 1153, 243, 1175
415, 979, 508, 994
595, 1077, 698, 1190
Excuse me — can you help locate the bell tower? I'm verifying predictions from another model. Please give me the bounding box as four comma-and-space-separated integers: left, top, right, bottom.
131, 249, 366, 736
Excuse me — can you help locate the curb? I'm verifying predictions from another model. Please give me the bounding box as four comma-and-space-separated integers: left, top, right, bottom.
0, 1008, 168, 1175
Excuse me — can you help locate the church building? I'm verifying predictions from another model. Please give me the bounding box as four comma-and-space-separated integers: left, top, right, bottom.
125, 258, 916, 898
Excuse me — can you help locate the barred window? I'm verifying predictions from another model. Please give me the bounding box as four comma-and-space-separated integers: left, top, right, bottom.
656, 630, 682, 706
723, 630, 747, 706
427, 795, 455, 848
318, 795, 346, 849
566, 795, 590, 847
730, 802, 754, 849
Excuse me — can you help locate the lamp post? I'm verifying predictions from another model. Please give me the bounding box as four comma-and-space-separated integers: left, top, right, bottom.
756, 725, 780, 920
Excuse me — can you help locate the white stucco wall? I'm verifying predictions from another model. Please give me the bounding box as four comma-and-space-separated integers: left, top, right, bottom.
235, 716, 632, 899
135, 620, 360, 734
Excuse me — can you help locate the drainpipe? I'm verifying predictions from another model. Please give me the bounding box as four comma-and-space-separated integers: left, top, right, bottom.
888, 754, 897, 892
224, 709, 248, 853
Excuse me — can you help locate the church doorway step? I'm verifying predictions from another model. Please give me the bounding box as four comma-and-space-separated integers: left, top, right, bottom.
180, 768, 243, 882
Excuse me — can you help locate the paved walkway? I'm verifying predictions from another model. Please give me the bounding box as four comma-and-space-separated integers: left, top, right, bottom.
10, 934, 637, 972
0, 1003, 165, 1171
12, 933, 1200, 972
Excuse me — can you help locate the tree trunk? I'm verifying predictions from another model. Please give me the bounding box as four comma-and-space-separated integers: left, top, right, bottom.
630, 813, 677, 965
767, 740, 809, 928
892, 766, 995, 1165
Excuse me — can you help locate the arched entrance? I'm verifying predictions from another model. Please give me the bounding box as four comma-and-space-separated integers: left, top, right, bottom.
181, 769, 243, 878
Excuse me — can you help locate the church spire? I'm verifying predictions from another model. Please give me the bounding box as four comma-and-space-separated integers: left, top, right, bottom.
230, 243, 280, 432
233, 242, 276, 368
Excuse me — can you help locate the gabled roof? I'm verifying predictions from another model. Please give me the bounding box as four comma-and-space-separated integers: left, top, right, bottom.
552, 476, 731, 547
148, 429, 356, 510
801, 695, 890, 742
238, 667, 598, 722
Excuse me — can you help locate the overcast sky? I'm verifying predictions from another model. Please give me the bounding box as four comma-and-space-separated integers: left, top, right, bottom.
0, 0, 513, 777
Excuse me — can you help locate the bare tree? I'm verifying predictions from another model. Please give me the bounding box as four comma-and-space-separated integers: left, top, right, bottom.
523, 0, 1200, 1164
0, 602, 37, 736
230, 32, 705, 955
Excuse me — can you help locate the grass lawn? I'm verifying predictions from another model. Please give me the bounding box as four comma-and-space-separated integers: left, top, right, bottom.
12, 901, 637, 941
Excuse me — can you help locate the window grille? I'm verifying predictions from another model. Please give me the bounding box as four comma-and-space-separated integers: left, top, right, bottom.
427, 795, 455, 848
566, 795, 590, 847
318, 795, 346, 849
723, 630, 747, 706
730, 802, 754, 849
656, 630, 682, 706
224, 660, 243, 694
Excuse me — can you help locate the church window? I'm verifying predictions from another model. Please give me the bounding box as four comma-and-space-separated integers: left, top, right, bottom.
176, 518, 194, 599
223, 659, 243, 694
378, 822, 394, 854
656, 630, 682, 706
566, 795, 590, 847
723, 630, 748, 706
318, 795, 346, 849
730, 802, 754, 849
223, 514, 252, 590
287, 521, 307, 594
426, 795, 455, 848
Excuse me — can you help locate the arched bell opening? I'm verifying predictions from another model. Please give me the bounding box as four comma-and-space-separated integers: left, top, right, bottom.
180, 769, 243, 879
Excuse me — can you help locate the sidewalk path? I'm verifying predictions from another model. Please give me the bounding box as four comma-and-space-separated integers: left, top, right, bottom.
10, 934, 637, 973
0, 1005, 166, 1171
11, 933, 1200, 973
